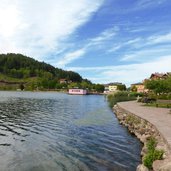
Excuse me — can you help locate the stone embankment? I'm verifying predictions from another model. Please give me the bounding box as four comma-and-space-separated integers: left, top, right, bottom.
113, 101, 171, 171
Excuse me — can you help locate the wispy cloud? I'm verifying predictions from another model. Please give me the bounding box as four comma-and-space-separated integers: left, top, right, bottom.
147, 32, 171, 44
55, 26, 119, 67
118, 32, 171, 62
107, 37, 142, 53
87, 26, 119, 46
0, 0, 104, 59
56, 48, 86, 67
107, 45, 122, 53
120, 46, 171, 61
67, 55, 171, 86
136, 0, 166, 9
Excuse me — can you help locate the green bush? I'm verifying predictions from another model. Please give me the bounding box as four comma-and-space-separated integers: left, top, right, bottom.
153, 149, 164, 160
129, 92, 144, 97
143, 151, 154, 169
143, 150, 164, 169
158, 94, 169, 100
143, 137, 164, 169
107, 91, 136, 108
146, 137, 157, 151
167, 93, 171, 100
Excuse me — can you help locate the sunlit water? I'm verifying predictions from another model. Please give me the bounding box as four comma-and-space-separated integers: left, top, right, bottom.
0, 91, 142, 171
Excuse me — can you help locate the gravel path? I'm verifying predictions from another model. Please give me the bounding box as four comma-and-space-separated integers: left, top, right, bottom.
117, 101, 171, 148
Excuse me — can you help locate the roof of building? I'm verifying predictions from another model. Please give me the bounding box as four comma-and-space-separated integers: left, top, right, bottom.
131, 82, 143, 86
150, 72, 168, 79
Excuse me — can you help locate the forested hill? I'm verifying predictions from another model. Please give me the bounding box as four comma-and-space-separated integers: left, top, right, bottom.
0, 53, 83, 90
0, 53, 82, 82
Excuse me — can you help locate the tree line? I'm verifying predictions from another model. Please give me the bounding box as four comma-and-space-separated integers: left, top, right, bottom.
0, 53, 105, 92
145, 75, 171, 99
0, 53, 82, 82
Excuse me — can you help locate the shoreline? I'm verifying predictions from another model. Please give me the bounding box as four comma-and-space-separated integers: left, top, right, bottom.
113, 101, 171, 171
0, 90, 105, 95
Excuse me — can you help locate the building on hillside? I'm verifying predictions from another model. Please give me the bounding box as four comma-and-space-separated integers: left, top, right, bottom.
59, 79, 72, 84
68, 89, 87, 95
104, 85, 109, 94
103, 82, 124, 93
150, 73, 169, 80
130, 72, 170, 93
109, 85, 117, 92
59, 79, 67, 84
131, 82, 148, 93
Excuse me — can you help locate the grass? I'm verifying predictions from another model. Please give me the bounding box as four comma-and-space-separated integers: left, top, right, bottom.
144, 103, 171, 108
0, 73, 21, 82
143, 137, 164, 169
107, 91, 136, 108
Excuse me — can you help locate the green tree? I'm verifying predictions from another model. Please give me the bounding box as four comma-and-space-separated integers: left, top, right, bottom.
68, 82, 80, 89
145, 77, 171, 94
117, 84, 126, 91
131, 85, 137, 92
94, 84, 104, 93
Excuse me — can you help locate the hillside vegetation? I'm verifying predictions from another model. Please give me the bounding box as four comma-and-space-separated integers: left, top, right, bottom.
0, 53, 103, 91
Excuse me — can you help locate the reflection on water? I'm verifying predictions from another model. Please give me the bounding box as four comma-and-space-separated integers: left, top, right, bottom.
0, 91, 142, 171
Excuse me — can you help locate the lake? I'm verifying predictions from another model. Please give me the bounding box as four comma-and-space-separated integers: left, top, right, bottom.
0, 91, 142, 171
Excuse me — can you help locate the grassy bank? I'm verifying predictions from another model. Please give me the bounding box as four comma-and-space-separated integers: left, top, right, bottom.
107, 91, 137, 108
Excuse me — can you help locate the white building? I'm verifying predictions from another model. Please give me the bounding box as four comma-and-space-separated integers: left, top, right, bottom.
109, 85, 117, 92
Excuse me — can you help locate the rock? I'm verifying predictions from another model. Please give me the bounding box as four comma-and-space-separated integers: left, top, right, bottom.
123, 113, 127, 117
136, 164, 149, 171
153, 160, 164, 171
141, 146, 148, 156
113, 105, 171, 171
140, 134, 147, 143
139, 128, 146, 135
153, 156, 171, 171
162, 153, 167, 159
159, 162, 171, 171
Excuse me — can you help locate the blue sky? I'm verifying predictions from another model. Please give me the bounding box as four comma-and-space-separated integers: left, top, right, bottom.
0, 0, 171, 86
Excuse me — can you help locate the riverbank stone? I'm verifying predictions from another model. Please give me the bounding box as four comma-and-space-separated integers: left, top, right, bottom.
136, 164, 149, 171
113, 102, 171, 171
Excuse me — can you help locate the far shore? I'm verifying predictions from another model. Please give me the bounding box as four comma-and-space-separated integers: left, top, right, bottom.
0, 89, 105, 95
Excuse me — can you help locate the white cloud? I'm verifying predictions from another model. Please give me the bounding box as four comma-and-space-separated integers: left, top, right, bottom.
0, 0, 104, 59
107, 45, 121, 53
0, 4, 20, 37
55, 26, 119, 67
125, 38, 142, 45
107, 37, 142, 53
148, 32, 171, 44
121, 49, 157, 61
87, 26, 119, 46
56, 48, 86, 67
67, 55, 171, 86
134, 0, 167, 11
120, 44, 171, 61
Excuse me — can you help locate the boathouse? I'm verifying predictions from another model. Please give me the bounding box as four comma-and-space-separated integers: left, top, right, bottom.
68, 89, 87, 95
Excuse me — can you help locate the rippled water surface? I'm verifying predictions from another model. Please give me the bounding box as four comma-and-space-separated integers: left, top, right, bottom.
0, 91, 142, 171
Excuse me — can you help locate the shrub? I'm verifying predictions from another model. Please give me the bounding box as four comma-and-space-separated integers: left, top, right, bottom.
143, 151, 154, 169
143, 137, 164, 169
129, 92, 144, 97
146, 137, 157, 151
107, 91, 136, 108
153, 150, 164, 160
167, 93, 171, 100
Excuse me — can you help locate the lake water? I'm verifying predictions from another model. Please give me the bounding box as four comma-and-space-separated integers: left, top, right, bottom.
0, 91, 142, 171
